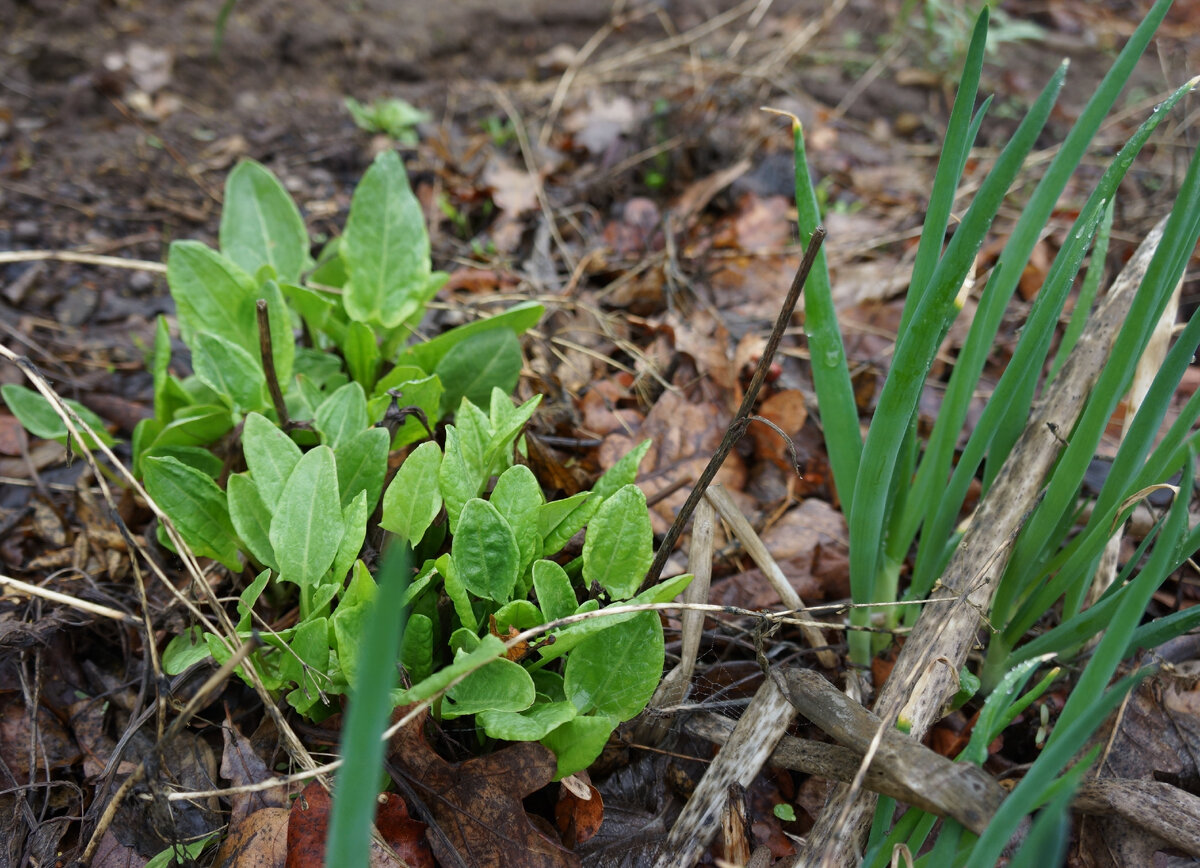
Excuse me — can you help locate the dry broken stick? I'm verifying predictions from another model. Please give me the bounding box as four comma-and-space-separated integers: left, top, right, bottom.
651, 675, 797, 868
773, 667, 1004, 834
792, 218, 1172, 866
644, 226, 826, 586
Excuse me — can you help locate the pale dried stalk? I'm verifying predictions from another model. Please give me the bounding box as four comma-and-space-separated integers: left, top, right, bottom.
705, 484, 838, 668
636, 497, 716, 744
793, 217, 1170, 866
653, 676, 797, 868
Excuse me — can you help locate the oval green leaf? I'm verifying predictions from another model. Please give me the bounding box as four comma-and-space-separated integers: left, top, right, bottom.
582, 483, 653, 600
380, 440, 442, 544
268, 446, 344, 586
452, 498, 520, 602
564, 610, 663, 720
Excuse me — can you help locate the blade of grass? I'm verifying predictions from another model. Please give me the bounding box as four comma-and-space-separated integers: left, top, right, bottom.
1046, 448, 1193, 744
901, 7, 989, 325
787, 116, 861, 514
327, 544, 412, 867
846, 59, 1068, 662
1049, 198, 1114, 380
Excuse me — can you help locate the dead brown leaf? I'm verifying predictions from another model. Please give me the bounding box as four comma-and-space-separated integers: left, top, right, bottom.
285, 781, 432, 868
555, 772, 603, 849
221, 712, 288, 827
215, 807, 289, 868
388, 705, 578, 868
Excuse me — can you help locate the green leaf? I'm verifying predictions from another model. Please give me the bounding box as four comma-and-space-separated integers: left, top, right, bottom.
145, 835, 216, 868
438, 426, 483, 533
148, 404, 234, 452
143, 445, 223, 479
220, 159, 311, 284
334, 426, 388, 512
280, 615, 330, 714
401, 613, 434, 684
1, 383, 115, 449
533, 560, 577, 622
151, 315, 173, 423
394, 633, 506, 705
478, 701, 577, 742
490, 464, 544, 574
372, 371, 443, 449
437, 554, 476, 632
328, 490, 368, 586
538, 491, 592, 555
269, 446, 344, 586
192, 331, 269, 413
380, 440, 443, 543
293, 348, 346, 389
594, 440, 652, 498
236, 568, 272, 630
582, 484, 653, 600
143, 455, 242, 569
537, 573, 691, 664
309, 237, 347, 288
484, 392, 542, 473
315, 382, 369, 450
162, 626, 213, 674
242, 411, 302, 503
449, 626, 481, 654
399, 302, 544, 372
331, 564, 376, 685
166, 240, 258, 350
342, 150, 432, 328
435, 328, 523, 415
227, 473, 278, 570
540, 713, 618, 779
281, 280, 337, 337
493, 600, 543, 633
565, 610, 663, 719
453, 499, 521, 602
343, 320, 381, 390
442, 654, 536, 719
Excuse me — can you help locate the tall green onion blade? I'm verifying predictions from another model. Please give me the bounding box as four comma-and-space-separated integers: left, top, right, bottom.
863, 800, 928, 868
900, 6, 989, 328
995, 141, 1200, 620
792, 119, 861, 513
864, 796, 899, 865
1002, 759, 1085, 868
1009, 559, 1144, 663
980, 207, 1106, 491
961, 656, 1055, 764
921, 819, 966, 867
847, 61, 1067, 643
884, 4, 989, 565
1126, 593, 1200, 655
1050, 199, 1114, 380
1049, 449, 1193, 744
964, 672, 1146, 868
1005, 302, 1200, 636
327, 544, 412, 867
908, 76, 1196, 599
897, 264, 1002, 584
